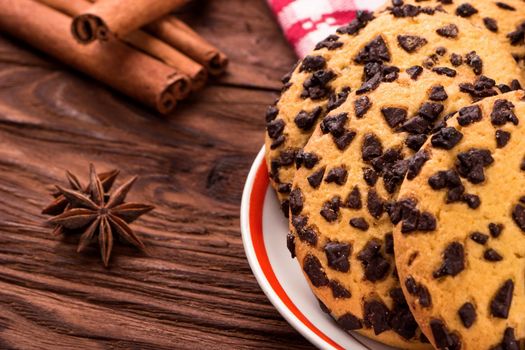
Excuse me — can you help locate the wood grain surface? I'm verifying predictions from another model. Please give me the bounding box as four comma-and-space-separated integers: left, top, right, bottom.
0, 1, 314, 348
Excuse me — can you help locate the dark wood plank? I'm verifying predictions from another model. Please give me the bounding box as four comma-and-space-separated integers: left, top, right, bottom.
0, 0, 314, 348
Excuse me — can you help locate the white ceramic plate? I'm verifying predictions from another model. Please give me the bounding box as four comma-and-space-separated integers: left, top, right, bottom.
240, 146, 398, 350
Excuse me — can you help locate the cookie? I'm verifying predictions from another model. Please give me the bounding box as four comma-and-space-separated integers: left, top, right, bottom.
393, 91, 525, 349
264, 3, 524, 218
287, 10, 524, 350
398, 0, 525, 65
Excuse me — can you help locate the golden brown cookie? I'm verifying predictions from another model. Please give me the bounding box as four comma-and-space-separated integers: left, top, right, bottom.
394, 90, 525, 349
286, 10, 524, 349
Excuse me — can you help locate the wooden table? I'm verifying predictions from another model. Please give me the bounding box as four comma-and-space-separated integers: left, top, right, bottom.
0, 1, 315, 348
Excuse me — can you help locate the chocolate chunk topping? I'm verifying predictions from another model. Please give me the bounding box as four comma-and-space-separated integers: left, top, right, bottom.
491, 99, 518, 126
292, 215, 318, 246
456, 148, 494, 184
307, 167, 325, 188
489, 223, 504, 238
381, 107, 407, 128
318, 298, 331, 314
512, 202, 525, 232
457, 105, 482, 126
337, 10, 374, 36
462, 194, 481, 209
315, 34, 344, 51
419, 102, 444, 122
430, 319, 461, 349
350, 217, 369, 231
320, 113, 347, 137
358, 239, 390, 282
401, 116, 429, 134
406, 65, 423, 80
450, 53, 463, 66
384, 233, 394, 255
301, 69, 336, 100
337, 313, 363, 330
362, 134, 383, 161
320, 196, 342, 222
470, 232, 489, 245
289, 188, 304, 215
407, 150, 429, 180
327, 87, 351, 111
303, 254, 329, 287
496, 130, 511, 148
363, 300, 391, 335
429, 85, 448, 101
483, 17, 498, 32
356, 72, 382, 95
465, 51, 482, 75
286, 232, 296, 258
277, 183, 291, 194
496, 328, 520, 350
280, 200, 289, 217
294, 106, 323, 130
436, 46, 447, 56
496, 2, 516, 10
405, 134, 427, 151
491, 279, 514, 318
484, 248, 503, 261
267, 119, 285, 139
363, 167, 378, 186
354, 36, 391, 64
397, 35, 427, 53
508, 21, 525, 46
432, 67, 457, 77
325, 167, 348, 186
431, 127, 463, 149
270, 135, 285, 149
334, 131, 357, 150
456, 3, 478, 17
346, 186, 362, 210
265, 105, 279, 122
300, 55, 326, 73
433, 242, 465, 278
460, 75, 498, 100
330, 280, 351, 298
428, 171, 448, 190
404, 276, 432, 308
389, 294, 418, 340
325, 241, 351, 272
367, 189, 384, 219
436, 24, 459, 38
295, 150, 319, 169
354, 96, 372, 118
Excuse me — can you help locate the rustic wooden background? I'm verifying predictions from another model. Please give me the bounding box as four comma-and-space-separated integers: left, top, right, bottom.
0, 1, 315, 348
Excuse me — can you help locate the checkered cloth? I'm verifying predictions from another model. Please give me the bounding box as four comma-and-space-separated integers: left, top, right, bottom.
268, 0, 387, 57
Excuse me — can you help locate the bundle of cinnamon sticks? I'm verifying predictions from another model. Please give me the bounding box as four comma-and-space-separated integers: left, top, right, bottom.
0, 0, 228, 114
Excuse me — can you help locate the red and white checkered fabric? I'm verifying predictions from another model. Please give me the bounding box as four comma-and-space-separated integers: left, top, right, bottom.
268, 0, 387, 57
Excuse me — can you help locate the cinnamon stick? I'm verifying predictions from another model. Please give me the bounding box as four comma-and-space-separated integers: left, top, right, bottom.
72, 0, 189, 43
38, 0, 206, 91
0, 0, 189, 114
146, 17, 229, 76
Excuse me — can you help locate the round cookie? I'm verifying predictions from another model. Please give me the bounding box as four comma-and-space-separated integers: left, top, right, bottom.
399, 0, 525, 65
394, 91, 525, 349
264, 3, 525, 217
286, 10, 524, 350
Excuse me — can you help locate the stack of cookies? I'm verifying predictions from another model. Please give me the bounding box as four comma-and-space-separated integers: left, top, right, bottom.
264, 1, 525, 349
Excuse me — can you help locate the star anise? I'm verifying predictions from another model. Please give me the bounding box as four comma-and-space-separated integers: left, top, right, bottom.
46, 164, 154, 267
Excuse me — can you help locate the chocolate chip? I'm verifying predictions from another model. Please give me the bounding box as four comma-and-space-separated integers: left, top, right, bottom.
430, 319, 461, 349
295, 150, 319, 169
512, 203, 525, 232
297, 225, 318, 246
507, 21, 525, 46
462, 193, 481, 209
456, 3, 478, 17
301, 69, 336, 100
431, 127, 463, 149
354, 35, 391, 64
330, 280, 351, 298
496, 2, 516, 10
358, 239, 390, 282
465, 51, 483, 75
286, 232, 296, 258
406, 65, 423, 80
303, 254, 329, 287
491, 279, 514, 318
299, 55, 326, 72
363, 167, 378, 186
385, 233, 394, 255
325, 167, 347, 185
356, 72, 382, 95
267, 119, 285, 139
450, 53, 463, 66
350, 217, 369, 231
337, 313, 363, 330
404, 276, 432, 308
497, 328, 520, 350
318, 298, 331, 314
429, 85, 448, 101
470, 232, 489, 245
277, 183, 291, 194
362, 134, 383, 161
496, 130, 511, 148
315, 34, 344, 51
397, 35, 427, 53
457, 105, 482, 126
436, 24, 459, 38
418, 212, 437, 231
334, 131, 357, 150
354, 96, 372, 118
436, 46, 447, 56
389, 297, 418, 340
428, 171, 448, 189
460, 75, 498, 100
289, 188, 303, 215
280, 200, 289, 217
345, 187, 362, 210
363, 300, 391, 335
320, 113, 347, 137
405, 134, 427, 151
401, 116, 429, 134
407, 150, 429, 180
381, 107, 407, 129
294, 106, 323, 130
265, 105, 279, 122
270, 135, 285, 149
419, 102, 444, 122
320, 196, 341, 222
307, 167, 325, 188
491, 99, 518, 126
483, 17, 498, 32
327, 87, 351, 111
325, 242, 351, 272
337, 10, 374, 36
484, 248, 503, 261
433, 242, 465, 278
367, 189, 384, 219
510, 79, 522, 90
456, 148, 494, 184
432, 67, 457, 77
